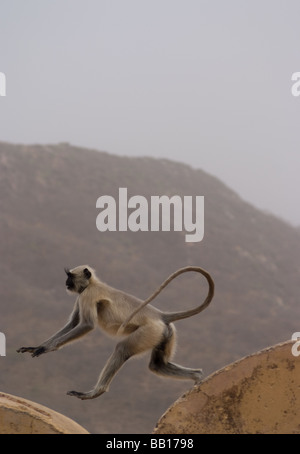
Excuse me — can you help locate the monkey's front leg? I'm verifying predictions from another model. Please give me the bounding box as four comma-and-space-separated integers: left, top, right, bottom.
18, 323, 93, 358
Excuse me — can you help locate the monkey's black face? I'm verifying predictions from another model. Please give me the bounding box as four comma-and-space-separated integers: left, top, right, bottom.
65, 268, 75, 292
66, 276, 74, 290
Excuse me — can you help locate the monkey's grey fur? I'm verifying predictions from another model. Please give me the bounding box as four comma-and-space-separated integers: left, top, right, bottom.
18, 265, 214, 400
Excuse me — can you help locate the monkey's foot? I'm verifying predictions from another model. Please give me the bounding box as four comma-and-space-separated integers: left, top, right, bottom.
193, 369, 204, 384
67, 389, 106, 400
193, 369, 204, 385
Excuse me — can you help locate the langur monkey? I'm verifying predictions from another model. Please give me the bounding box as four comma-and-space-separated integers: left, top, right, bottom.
18, 265, 214, 400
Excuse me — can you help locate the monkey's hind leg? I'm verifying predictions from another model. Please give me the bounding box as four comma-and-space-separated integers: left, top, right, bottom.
68, 323, 166, 400
149, 324, 203, 384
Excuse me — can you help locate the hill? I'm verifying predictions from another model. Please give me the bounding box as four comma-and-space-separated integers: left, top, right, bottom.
0, 141, 299, 433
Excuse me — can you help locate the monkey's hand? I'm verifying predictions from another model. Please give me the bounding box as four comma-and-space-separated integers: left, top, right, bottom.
17, 347, 38, 354
17, 346, 51, 357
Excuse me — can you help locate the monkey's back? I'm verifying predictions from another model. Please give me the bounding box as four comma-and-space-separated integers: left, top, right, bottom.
95, 286, 163, 337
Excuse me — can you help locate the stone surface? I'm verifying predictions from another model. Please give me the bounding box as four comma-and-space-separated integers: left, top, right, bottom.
0, 392, 89, 434
153, 340, 300, 434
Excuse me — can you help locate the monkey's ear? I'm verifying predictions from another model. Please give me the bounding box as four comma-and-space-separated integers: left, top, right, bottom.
83, 268, 92, 279
64, 268, 70, 275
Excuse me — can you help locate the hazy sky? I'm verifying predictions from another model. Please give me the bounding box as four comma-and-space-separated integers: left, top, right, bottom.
0, 0, 300, 225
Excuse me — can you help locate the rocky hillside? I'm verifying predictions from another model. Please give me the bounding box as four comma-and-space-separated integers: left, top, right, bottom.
0, 141, 299, 433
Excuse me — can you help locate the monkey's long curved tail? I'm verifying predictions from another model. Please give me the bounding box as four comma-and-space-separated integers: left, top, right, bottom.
117, 266, 214, 335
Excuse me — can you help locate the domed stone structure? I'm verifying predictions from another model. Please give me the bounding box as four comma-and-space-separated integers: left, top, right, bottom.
154, 340, 300, 434
0, 392, 89, 434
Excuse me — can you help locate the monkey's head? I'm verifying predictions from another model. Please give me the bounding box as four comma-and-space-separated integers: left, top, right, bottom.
64, 265, 95, 294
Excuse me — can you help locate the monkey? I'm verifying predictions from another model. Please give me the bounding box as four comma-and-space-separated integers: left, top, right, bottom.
17, 265, 214, 400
